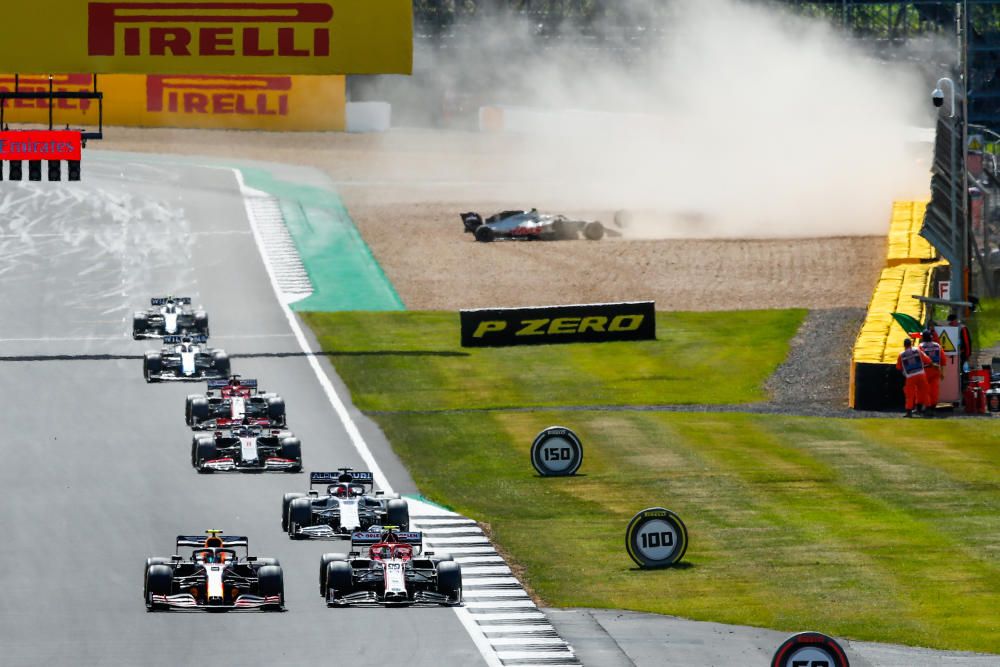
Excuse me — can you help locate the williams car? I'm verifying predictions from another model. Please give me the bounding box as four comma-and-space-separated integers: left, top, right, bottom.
132, 296, 209, 339
143, 335, 230, 383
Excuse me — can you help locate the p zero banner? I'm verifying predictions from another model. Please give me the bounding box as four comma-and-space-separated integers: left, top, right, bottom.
0, 131, 82, 161
0, 1, 412, 75
0, 73, 345, 131
461, 301, 656, 348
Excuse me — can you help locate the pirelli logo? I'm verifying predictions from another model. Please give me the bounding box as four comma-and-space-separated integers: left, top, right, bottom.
88, 1, 334, 58
460, 301, 657, 348
0, 75, 97, 112
147, 75, 292, 115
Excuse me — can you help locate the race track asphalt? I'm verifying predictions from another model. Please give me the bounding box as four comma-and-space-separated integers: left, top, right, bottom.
0, 158, 486, 666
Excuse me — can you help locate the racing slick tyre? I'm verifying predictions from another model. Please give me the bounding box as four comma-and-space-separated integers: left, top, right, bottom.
192, 436, 217, 472
143, 352, 162, 383
583, 221, 605, 241
279, 437, 302, 472
437, 561, 462, 604
474, 225, 495, 243
184, 395, 197, 425
267, 396, 286, 425
188, 397, 209, 426
212, 350, 230, 377
132, 312, 148, 339
143, 558, 171, 600
255, 558, 280, 568
319, 553, 348, 594
552, 219, 576, 240
287, 497, 313, 535
281, 492, 306, 531
194, 311, 210, 337
386, 499, 409, 530
325, 561, 353, 600
257, 565, 284, 610
145, 564, 173, 611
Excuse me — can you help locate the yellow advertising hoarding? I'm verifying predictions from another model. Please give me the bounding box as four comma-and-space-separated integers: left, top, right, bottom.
0, 73, 345, 131
0, 1, 411, 75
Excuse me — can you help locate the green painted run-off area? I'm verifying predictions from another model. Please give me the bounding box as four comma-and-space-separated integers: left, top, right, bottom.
239, 167, 404, 312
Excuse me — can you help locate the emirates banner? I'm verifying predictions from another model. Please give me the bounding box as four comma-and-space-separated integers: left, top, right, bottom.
0, 131, 83, 160
0, 1, 412, 75
0, 73, 345, 131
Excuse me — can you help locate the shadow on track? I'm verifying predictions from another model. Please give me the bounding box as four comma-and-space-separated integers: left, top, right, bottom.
0, 350, 468, 362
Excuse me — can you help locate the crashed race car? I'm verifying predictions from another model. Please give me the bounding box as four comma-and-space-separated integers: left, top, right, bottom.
132, 296, 209, 339
461, 208, 618, 242
321, 526, 462, 607
283, 469, 409, 539
186, 376, 286, 430
144, 530, 283, 611
191, 421, 302, 473
143, 335, 230, 383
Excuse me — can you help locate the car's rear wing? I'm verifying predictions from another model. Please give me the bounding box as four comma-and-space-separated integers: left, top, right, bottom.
164, 334, 208, 345
207, 378, 257, 390
311, 470, 375, 490
351, 527, 422, 552
151, 297, 192, 305
176, 535, 248, 549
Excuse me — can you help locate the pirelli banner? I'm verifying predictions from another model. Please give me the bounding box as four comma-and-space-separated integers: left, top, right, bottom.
461, 302, 656, 348
0, 1, 412, 75
0, 73, 345, 131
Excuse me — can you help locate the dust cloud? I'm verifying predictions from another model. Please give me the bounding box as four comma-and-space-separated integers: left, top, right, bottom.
418, 0, 939, 239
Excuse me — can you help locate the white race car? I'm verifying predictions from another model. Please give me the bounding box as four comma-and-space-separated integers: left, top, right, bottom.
132, 296, 209, 339
143, 335, 230, 382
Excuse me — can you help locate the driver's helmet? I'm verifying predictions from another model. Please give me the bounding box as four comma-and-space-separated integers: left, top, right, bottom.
330, 483, 355, 498
229, 376, 242, 387
165, 304, 176, 314
370, 544, 392, 560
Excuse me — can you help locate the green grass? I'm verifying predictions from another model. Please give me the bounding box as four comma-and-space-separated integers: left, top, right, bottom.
300, 310, 805, 411
378, 410, 1000, 654
303, 310, 1000, 653
974, 297, 1000, 353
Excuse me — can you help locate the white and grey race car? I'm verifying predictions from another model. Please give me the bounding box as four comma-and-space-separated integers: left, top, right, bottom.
143, 335, 230, 382
132, 296, 209, 339
461, 208, 618, 242
283, 470, 409, 539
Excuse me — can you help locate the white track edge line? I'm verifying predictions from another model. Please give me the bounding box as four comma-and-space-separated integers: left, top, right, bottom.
237, 169, 504, 667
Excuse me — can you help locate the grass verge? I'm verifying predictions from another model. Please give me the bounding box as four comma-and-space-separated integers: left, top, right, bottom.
300, 310, 805, 411
304, 310, 1000, 653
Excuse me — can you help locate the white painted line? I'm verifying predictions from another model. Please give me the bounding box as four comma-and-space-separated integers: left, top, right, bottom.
461, 566, 513, 576
463, 589, 531, 598
425, 536, 492, 545
433, 547, 497, 554
496, 651, 576, 661
464, 600, 538, 609
419, 527, 485, 535
452, 606, 504, 667
237, 171, 518, 667
489, 638, 568, 647
408, 518, 476, 525
453, 556, 506, 564
479, 625, 556, 634
462, 577, 522, 587
464, 612, 547, 622
236, 171, 394, 495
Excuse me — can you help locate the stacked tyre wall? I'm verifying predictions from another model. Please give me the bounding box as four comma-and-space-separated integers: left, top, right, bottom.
850, 201, 946, 410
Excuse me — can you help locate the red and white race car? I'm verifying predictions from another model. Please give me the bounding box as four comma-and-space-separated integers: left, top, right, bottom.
185, 376, 286, 429
321, 527, 462, 607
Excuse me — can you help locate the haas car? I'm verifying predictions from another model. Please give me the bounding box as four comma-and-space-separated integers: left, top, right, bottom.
461, 208, 617, 242
191, 421, 302, 473
133, 296, 209, 339
283, 469, 409, 539
186, 376, 286, 430
143, 530, 283, 611
143, 335, 230, 383
321, 527, 462, 607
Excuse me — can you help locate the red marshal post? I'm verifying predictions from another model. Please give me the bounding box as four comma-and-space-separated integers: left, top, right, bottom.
0, 131, 83, 161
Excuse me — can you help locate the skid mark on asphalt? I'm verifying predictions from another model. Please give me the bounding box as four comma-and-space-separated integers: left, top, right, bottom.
409, 500, 582, 667
0, 180, 200, 339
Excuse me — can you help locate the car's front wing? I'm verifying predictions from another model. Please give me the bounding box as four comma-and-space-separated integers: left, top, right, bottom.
150, 593, 281, 610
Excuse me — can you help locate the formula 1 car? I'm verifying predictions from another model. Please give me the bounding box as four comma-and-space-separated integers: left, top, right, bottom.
143, 335, 230, 383
132, 296, 209, 339
143, 530, 283, 611
321, 527, 462, 607
186, 376, 286, 430
191, 422, 302, 473
283, 469, 409, 539
461, 208, 615, 242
